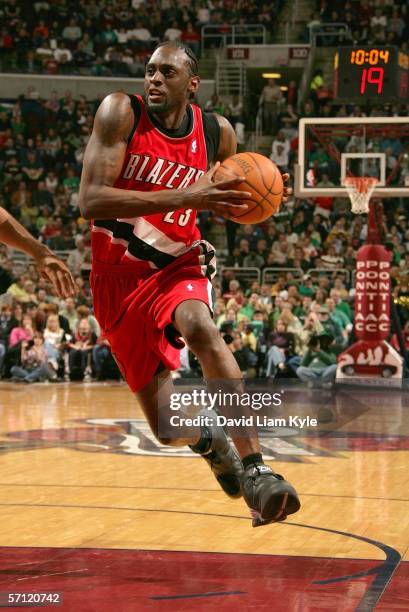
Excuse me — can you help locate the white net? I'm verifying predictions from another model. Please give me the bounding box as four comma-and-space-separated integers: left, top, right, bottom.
342, 177, 379, 215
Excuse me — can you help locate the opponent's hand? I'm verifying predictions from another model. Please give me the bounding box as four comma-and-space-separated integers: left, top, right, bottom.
35, 252, 77, 298
184, 162, 251, 218
281, 173, 292, 203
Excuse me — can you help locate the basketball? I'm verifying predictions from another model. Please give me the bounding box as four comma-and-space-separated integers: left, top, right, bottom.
214, 152, 284, 224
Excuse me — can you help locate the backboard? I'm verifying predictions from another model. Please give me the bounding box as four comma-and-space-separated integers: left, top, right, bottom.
295, 117, 409, 199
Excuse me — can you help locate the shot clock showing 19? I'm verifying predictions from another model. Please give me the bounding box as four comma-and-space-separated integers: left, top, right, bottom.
334, 46, 408, 102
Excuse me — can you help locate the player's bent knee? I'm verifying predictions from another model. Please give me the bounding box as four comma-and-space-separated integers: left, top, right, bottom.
182, 318, 220, 354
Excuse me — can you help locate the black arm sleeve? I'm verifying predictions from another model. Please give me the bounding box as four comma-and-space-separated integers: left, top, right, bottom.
202, 111, 221, 167
127, 95, 141, 144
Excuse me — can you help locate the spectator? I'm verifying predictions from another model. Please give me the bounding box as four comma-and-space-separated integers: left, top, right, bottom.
320, 246, 344, 270
258, 79, 283, 134
63, 167, 80, 195
35, 41, 54, 66
21, 280, 38, 304
44, 128, 62, 160
391, 321, 409, 355
55, 142, 76, 171
32, 181, 54, 210
60, 297, 78, 332
9, 314, 34, 347
181, 22, 200, 57
217, 306, 237, 331
325, 297, 351, 333
226, 94, 243, 128
67, 236, 87, 276
309, 69, 324, 111
46, 302, 71, 333
11, 332, 57, 383
0, 303, 13, 373
43, 312, 66, 372
270, 131, 290, 173
243, 250, 265, 268
164, 21, 182, 42
44, 91, 60, 117
128, 21, 152, 46
7, 276, 30, 303
371, 8, 387, 30
224, 331, 256, 375
241, 322, 258, 354
316, 306, 344, 352
296, 333, 337, 388
62, 19, 82, 44
21, 151, 44, 184
196, 4, 210, 26
122, 50, 144, 76
68, 318, 96, 381
54, 41, 73, 66
265, 319, 294, 378
76, 305, 101, 336
92, 337, 114, 381
205, 93, 225, 115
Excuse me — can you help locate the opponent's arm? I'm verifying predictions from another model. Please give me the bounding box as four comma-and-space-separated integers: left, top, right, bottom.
79, 93, 250, 220
0, 208, 76, 298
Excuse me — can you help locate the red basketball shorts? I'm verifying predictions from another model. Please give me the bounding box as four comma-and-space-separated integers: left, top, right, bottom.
90, 244, 216, 393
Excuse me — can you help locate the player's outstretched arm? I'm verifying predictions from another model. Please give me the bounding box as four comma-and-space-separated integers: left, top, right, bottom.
79, 93, 251, 220
0, 208, 76, 298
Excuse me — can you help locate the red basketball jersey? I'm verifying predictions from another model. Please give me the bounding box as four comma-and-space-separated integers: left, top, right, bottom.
92, 95, 208, 271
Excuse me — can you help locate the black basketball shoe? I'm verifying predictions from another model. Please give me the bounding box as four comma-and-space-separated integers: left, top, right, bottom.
191, 410, 244, 498
241, 463, 300, 527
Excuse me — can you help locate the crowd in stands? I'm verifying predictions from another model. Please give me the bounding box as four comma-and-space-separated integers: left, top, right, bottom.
0, 78, 408, 386
209, 89, 409, 385
176, 195, 409, 386
1, 0, 405, 77
0, 272, 120, 382
0, 0, 285, 76
0, 0, 409, 385
307, 0, 409, 47
0, 83, 119, 382
1, 0, 406, 78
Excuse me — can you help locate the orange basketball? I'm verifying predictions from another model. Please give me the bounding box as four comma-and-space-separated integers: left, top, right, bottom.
214, 152, 284, 224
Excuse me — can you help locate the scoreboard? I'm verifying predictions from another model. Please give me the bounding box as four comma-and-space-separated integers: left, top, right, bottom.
334, 46, 408, 103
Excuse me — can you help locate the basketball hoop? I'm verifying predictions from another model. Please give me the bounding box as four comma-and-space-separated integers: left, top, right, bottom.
342, 177, 379, 215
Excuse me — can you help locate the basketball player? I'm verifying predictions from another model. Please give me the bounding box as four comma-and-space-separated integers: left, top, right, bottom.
0, 207, 76, 298
79, 42, 300, 526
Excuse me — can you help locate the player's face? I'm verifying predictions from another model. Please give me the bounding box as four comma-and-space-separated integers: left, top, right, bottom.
144, 47, 199, 114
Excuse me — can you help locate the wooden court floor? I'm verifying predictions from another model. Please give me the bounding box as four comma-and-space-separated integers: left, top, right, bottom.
0, 382, 408, 611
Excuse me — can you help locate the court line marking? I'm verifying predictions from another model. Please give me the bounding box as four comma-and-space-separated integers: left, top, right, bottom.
0, 503, 401, 610
0, 483, 408, 503
17, 569, 88, 582
293, 522, 401, 612
151, 591, 245, 601
1, 544, 398, 564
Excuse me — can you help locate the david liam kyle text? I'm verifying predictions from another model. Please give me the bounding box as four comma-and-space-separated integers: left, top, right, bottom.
170, 415, 319, 428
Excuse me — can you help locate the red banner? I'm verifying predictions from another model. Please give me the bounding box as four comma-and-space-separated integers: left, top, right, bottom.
354, 244, 391, 341
227, 48, 249, 60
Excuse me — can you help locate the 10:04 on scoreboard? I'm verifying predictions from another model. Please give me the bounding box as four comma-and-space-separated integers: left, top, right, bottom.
334, 46, 408, 103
